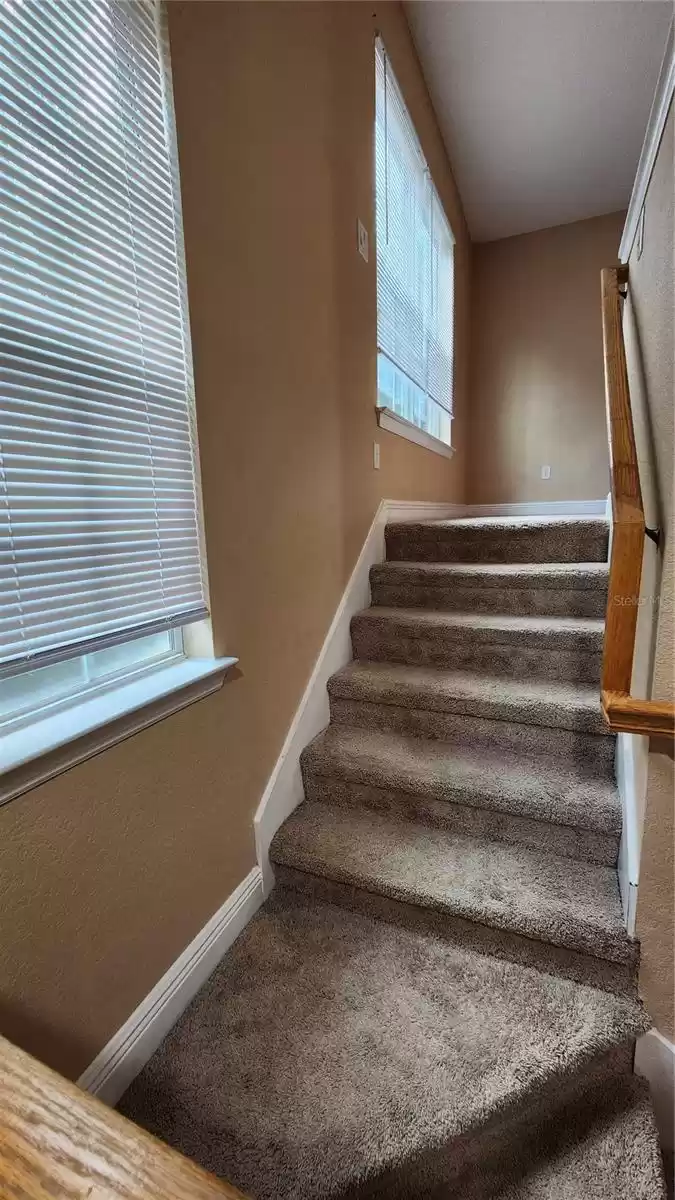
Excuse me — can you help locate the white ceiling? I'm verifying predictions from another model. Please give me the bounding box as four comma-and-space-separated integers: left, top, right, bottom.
405, 1, 672, 242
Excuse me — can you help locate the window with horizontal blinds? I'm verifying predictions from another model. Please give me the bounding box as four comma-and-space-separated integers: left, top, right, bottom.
0, 0, 208, 677
375, 37, 455, 446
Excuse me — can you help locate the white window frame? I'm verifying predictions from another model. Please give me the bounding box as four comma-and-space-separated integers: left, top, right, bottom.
374, 39, 456, 460
0, 3, 236, 805
1, 628, 185, 738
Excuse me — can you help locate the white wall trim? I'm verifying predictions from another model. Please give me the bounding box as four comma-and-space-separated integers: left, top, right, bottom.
376, 407, 455, 459
1, 657, 237, 810
615, 732, 649, 935
461, 500, 608, 518
620, 18, 674, 262
253, 499, 464, 893
78, 866, 264, 1107
635, 1028, 675, 1152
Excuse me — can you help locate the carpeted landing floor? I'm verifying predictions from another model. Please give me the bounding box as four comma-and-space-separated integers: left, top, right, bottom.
119, 892, 662, 1199
119, 517, 667, 1197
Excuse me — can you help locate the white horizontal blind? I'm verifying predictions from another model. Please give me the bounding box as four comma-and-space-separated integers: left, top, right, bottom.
375, 38, 455, 438
427, 187, 454, 412
0, 0, 208, 676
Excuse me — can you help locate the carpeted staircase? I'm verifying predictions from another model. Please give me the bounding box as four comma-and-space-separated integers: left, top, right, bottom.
119, 516, 666, 1199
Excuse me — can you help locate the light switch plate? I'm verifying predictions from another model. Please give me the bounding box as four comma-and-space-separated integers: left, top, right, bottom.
373, 441, 380, 469
357, 219, 369, 262
541, 464, 551, 480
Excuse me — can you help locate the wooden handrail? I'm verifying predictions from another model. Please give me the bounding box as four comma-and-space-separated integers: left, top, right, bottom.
600, 265, 675, 739
0, 1034, 249, 1199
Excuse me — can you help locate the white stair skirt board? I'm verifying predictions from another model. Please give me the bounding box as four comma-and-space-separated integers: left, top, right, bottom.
615, 732, 648, 936
254, 499, 465, 894
78, 866, 264, 1107
635, 1028, 675, 1152
462, 500, 608, 518
615, 531, 660, 934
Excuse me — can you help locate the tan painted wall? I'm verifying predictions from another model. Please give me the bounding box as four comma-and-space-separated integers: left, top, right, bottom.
0, 2, 469, 1079
627, 103, 674, 1042
468, 211, 625, 504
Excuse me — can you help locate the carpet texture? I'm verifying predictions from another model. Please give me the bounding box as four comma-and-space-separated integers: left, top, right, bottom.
270, 801, 635, 971
301, 725, 620, 864
329, 660, 613, 737
370, 561, 609, 618
384, 515, 609, 563
120, 515, 665, 1197
119, 894, 660, 1199
327, 689, 615, 771
350, 607, 605, 682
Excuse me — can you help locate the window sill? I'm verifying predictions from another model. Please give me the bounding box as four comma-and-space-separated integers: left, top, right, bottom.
376, 407, 455, 459
0, 656, 237, 808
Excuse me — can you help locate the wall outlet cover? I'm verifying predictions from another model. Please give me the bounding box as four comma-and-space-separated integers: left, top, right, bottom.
357, 219, 369, 262
541, 465, 551, 480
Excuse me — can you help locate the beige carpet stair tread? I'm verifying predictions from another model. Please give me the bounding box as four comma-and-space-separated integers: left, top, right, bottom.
329, 660, 612, 737
496, 1076, 665, 1199
352, 607, 605, 650
303, 724, 621, 835
371, 560, 609, 590
388, 516, 608, 532
270, 801, 633, 965
385, 516, 609, 565
118, 893, 654, 1200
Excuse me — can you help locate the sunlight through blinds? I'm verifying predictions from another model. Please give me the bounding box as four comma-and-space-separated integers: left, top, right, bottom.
0, 0, 207, 675
375, 37, 455, 444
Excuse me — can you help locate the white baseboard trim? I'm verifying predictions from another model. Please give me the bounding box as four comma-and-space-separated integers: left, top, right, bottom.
635, 1028, 675, 1152
78, 866, 264, 1106
615, 731, 649, 935
461, 500, 608, 518
253, 499, 464, 894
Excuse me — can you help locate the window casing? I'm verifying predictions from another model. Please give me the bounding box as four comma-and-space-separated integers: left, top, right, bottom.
375, 37, 455, 448
0, 0, 208, 736
0, 628, 182, 736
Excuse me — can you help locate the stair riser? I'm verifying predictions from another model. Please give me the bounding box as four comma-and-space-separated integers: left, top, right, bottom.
328, 696, 616, 774
274, 867, 638, 996
302, 774, 620, 866
332, 1048, 639, 1200
370, 581, 607, 618
385, 526, 609, 565
450, 1060, 652, 1200
351, 629, 603, 684
329, 673, 611, 737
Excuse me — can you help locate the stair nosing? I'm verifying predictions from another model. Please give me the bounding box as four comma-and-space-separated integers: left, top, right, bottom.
351, 610, 605, 664
301, 726, 621, 837
370, 561, 610, 592
270, 802, 633, 967
384, 516, 609, 530
328, 662, 610, 732
353, 606, 605, 630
